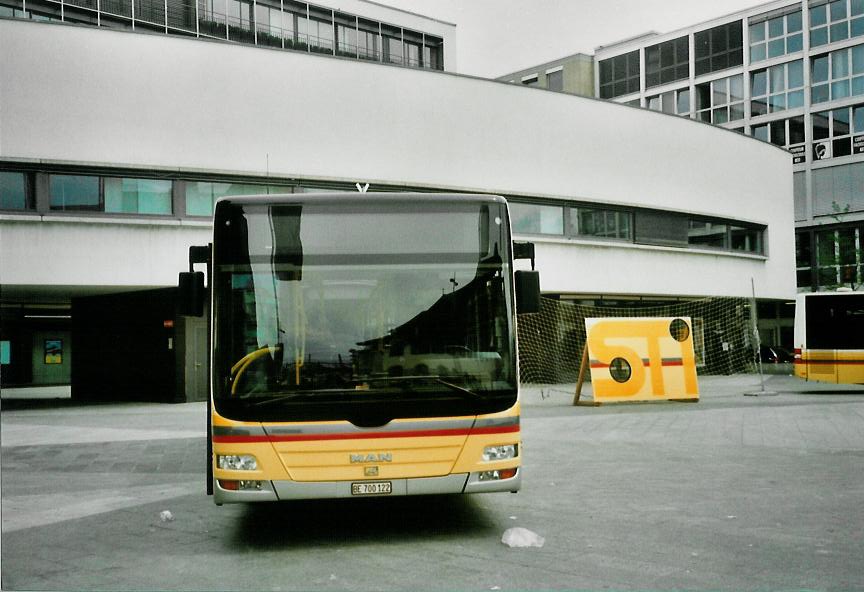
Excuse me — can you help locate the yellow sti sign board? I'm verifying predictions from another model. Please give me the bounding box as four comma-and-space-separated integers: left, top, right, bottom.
585, 317, 699, 402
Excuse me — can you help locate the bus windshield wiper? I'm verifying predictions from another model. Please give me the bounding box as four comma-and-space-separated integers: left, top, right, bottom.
241, 378, 486, 408
364, 375, 484, 400
243, 389, 360, 407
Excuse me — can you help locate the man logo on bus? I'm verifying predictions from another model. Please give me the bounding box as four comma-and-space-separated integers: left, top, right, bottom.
350, 453, 393, 463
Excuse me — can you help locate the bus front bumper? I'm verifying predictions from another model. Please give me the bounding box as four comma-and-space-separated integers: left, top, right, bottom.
213, 469, 521, 504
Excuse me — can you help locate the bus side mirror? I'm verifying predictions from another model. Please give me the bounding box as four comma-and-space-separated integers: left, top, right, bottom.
178, 271, 206, 317
515, 270, 541, 314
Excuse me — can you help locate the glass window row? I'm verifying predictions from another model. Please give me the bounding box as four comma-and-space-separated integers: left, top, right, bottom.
810, 0, 864, 48
633, 44, 864, 131
0, 170, 765, 256
645, 36, 689, 88
601, 9, 864, 100
812, 101, 864, 159
0, 172, 298, 215
811, 44, 864, 103
696, 74, 745, 123
598, 50, 640, 99
0, 0, 444, 70
508, 200, 764, 255
744, 103, 864, 164
750, 9, 803, 63
600, 22, 744, 98
752, 59, 805, 115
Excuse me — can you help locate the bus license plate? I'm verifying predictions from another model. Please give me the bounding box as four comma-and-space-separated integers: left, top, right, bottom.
351, 481, 392, 496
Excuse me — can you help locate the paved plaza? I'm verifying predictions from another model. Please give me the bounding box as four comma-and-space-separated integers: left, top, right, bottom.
1, 374, 863, 591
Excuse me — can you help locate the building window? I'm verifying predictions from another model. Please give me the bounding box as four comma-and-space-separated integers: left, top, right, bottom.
750, 9, 803, 63
645, 35, 689, 88
48, 174, 173, 214
226, 0, 254, 42
730, 225, 763, 253
817, 228, 839, 287
357, 18, 380, 61
694, 20, 744, 76
546, 69, 563, 92
810, 0, 864, 48
688, 220, 728, 249
811, 161, 864, 215
752, 115, 806, 155
812, 226, 862, 289
567, 206, 632, 240
3, 0, 444, 71
687, 219, 763, 253
334, 16, 357, 57
49, 174, 102, 211
598, 50, 640, 99
256, 2, 286, 48
185, 181, 293, 216
423, 37, 443, 70
199, 0, 228, 38
635, 211, 688, 247
794, 171, 808, 220
837, 225, 863, 286
165, 0, 196, 32
796, 231, 812, 287
751, 60, 805, 116
310, 10, 336, 53
0, 171, 34, 210
811, 44, 864, 104
696, 74, 745, 123
647, 88, 690, 115
402, 30, 423, 67
382, 24, 402, 64
104, 178, 172, 215
509, 202, 564, 235
136, 0, 167, 27
812, 102, 864, 160
521, 74, 539, 86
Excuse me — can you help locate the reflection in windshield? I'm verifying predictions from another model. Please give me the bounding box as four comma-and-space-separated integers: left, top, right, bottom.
213, 199, 516, 421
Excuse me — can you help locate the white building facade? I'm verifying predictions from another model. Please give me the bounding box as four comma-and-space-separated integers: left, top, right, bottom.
0, 12, 794, 394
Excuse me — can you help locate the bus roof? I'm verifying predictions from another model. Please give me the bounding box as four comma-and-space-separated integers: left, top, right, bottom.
797, 290, 864, 299
214, 192, 508, 207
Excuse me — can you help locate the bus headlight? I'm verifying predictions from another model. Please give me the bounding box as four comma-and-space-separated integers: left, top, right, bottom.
483, 444, 518, 462
217, 454, 258, 471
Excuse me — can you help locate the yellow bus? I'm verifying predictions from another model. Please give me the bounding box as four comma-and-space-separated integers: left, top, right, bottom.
179, 193, 540, 504
793, 290, 864, 385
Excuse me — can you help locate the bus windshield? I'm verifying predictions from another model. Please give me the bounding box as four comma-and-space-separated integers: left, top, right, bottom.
212, 198, 516, 424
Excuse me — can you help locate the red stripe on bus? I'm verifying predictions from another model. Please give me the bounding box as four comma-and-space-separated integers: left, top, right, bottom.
212, 425, 519, 444
796, 359, 864, 365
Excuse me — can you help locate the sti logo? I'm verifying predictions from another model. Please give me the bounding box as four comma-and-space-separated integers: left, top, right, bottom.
585, 317, 699, 402
350, 453, 393, 463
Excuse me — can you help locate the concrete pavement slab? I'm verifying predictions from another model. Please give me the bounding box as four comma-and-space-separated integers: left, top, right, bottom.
1, 374, 863, 590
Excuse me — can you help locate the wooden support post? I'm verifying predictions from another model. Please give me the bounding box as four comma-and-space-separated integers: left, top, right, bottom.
572, 345, 589, 405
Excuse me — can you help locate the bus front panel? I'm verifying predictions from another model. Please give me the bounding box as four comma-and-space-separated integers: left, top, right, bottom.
208, 195, 522, 502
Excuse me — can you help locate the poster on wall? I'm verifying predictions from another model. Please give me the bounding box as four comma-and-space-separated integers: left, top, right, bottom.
44, 340, 63, 365
790, 145, 806, 164
813, 141, 832, 160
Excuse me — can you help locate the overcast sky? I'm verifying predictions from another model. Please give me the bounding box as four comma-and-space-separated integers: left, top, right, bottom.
377, 0, 767, 77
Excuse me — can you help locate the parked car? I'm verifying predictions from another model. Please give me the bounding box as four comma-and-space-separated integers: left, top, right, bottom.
759, 346, 793, 364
